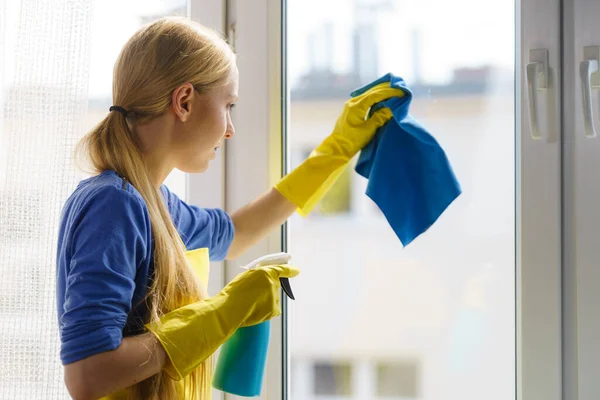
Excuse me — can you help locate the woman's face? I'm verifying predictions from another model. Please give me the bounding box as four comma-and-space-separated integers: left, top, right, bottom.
172, 66, 239, 173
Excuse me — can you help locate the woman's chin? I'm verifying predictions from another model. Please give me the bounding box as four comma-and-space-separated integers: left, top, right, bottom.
194, 162, 210, 173
178, 159, 210, 174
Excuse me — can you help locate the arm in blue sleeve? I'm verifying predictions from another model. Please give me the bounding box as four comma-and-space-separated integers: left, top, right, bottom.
163, 186, 234, 261
60, 186, 150, 365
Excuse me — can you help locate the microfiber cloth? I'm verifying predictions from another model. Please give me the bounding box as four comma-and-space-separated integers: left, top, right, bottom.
353, 73, 462, 246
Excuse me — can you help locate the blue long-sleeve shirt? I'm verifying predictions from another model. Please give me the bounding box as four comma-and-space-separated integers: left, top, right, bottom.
55, 169, 234, 365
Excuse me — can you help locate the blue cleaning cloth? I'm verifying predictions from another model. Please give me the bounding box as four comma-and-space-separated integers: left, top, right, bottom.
353, 73, 462, 246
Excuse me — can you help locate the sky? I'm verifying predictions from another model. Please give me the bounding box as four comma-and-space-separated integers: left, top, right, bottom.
1, 0, 515, 98
287, 0, 514, 85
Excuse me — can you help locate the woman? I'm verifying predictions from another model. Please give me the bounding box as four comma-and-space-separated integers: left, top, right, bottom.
56, 16, 399, 400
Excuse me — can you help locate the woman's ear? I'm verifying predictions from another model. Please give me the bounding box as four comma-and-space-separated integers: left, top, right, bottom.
171, 83, 195, 122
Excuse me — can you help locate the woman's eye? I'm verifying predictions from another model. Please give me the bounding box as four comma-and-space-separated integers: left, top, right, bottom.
229, 103, 236, 109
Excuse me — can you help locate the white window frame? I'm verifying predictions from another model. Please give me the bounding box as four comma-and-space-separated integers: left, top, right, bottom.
189, 1, 288, 399
517, 0, 563, 399
561, 0, 600, 397
189, 0, 565, 399
222, 0, 289, 399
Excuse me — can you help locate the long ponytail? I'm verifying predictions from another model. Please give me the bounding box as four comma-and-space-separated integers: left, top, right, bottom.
76, 16, 235, 400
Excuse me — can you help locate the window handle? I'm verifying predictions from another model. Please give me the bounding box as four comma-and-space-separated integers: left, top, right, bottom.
525, 49, 548, 140
580, 46, 600, 138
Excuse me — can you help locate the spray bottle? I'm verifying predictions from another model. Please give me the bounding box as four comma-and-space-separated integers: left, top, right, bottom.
212, 252, 295, 396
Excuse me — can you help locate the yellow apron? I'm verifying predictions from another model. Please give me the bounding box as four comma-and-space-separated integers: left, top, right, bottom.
102, 245, 211, 400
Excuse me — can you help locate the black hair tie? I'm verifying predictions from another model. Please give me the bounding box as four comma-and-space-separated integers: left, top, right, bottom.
109, 105, 128, 118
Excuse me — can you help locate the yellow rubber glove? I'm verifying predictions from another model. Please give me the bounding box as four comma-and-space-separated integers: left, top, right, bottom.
275, 82, 405, 216
145, 264, 299, 380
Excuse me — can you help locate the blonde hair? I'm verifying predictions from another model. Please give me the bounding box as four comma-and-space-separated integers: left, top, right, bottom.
76, 17, 235, 400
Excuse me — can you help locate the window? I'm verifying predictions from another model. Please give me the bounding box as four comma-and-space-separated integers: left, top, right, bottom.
376, 360, 420, 398
286, 0, 516, 400
219, 1, 565, 399
313, 361, 353, 396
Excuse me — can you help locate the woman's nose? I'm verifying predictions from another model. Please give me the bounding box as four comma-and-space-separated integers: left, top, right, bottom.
225, 118, 235, 138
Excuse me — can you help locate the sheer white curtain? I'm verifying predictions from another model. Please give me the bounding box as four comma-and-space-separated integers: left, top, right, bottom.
0, 0, 93, 397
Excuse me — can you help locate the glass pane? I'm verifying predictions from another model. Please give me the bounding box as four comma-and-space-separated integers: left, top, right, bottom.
286, 1, 515, 399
